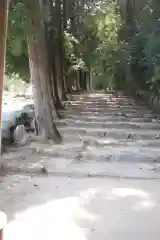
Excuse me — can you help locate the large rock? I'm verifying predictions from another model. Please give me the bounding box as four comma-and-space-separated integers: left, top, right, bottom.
13, 125, 30, 146
1, 102, 35, 146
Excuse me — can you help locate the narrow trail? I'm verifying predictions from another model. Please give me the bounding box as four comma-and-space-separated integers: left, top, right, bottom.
2, 91, 160, 240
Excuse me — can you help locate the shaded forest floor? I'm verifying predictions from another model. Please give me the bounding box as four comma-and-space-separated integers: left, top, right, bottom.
1, 91, 160, 239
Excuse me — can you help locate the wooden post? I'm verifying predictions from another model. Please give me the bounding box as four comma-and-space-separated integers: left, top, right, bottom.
0, 212, 7, 240
0, 0, 9, 154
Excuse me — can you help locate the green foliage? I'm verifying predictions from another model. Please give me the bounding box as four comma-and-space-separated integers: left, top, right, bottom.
88, 0, 160, 93
88, 0, 123, 89
6, 0, 160, 95
6, 2, 29, 81
116, 0, 160, 94
4, 74, 28, 94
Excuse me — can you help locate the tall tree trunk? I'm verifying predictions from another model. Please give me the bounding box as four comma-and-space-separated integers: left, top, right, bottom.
75, 71, 80, 91
79, 70, 87, 91
89, 67, 93, 90
27, 0, 61, 143
46, 0, 65, 109
63, 0, 68, 30
0, 0, 8, 154
43, 18, 64, 112
62, 0, 68, 94
126, 0, 136, 37
55, 0, 67, 100
52, 53, 64, 109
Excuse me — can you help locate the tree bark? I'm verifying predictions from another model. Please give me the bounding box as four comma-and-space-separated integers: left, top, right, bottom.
89, 67, 93, 90
44, 6, 64, 109
43, 19, 64, 112
44, 0, 65, 109
52, 54, 64, 109
126, 0, 136, 37
79, 70, 87, 91
27, 0, 62, 143
55, 0, 67, 100
75, 71, 80, 91
0, 0, 9, 154
63, 0, 68, 30
62, 0, 68, 94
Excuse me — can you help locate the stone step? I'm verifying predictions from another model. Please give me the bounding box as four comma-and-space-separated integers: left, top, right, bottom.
61, 128, 158, 140
60, 125, 159, 134
61, 135, 160, 148
62, 113, 154, 120
62, 108, 152, 114
58, 120, 160, 130
41, 142, 160, 163
64, 115, 155, 123
65, 101, 146, 106
65, 104, 149, 111
37, 156, 160, 180
66, 110, 153, 117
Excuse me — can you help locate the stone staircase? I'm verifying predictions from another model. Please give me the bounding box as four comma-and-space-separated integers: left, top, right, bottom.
49, 91, 160, 179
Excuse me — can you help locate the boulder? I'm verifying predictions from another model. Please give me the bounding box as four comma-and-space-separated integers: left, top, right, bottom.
1, 102, 35, 147
13, 125, 30, 146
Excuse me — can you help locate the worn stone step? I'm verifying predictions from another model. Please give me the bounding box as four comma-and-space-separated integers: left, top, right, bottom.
62, 107, 152, 114
42, 143, 160, 163
60, 127, 159, 140
65, 101, 146, 106
37, 156, 160, 180
60, 126, 159, 134
64, 115, 155, 123
62, 109, 154, 116
65, 104, 150, 111
59, 120, 160, 130
61, 135, 160, 148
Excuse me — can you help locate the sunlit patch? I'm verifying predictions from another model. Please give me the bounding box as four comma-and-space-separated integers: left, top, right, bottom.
111, 188, 148, 198
106, 196, 117, 201
98, 139, 119, 145
133, 200, 156, 211
84, 102, 92, 104
71, 103, 82, 106
89, 94, 106, 98
79, 188, 98, 203
5, 189, 99, 240
140, 200, 155, 208
77, 208, 98, 222
110, 188, 157, 212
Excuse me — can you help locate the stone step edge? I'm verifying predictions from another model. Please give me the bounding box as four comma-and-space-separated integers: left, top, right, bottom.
40, 160, 160, 180
3, 161, 160, 180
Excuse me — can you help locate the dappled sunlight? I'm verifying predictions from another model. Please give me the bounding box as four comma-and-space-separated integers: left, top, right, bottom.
133, 200, 156, 211
5, 188, 99, 240
108, 188, 156, 211
2, 175, 160, 240
89, 93, 106, 98
111, 188, 148, 198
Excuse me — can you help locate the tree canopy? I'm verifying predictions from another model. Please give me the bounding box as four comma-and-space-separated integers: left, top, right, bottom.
4, 0, 160, 140
6, 0, 159, 93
